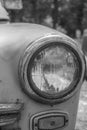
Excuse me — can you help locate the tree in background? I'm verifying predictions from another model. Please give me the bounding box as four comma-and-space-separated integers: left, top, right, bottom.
51, 0, 58, 29
6, 0, 87, 37
13, 0, 51, 24
68, 0, 84, 37
82, 0, 87, 30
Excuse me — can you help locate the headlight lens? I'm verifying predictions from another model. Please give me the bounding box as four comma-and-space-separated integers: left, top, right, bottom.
27, 44, 79, 97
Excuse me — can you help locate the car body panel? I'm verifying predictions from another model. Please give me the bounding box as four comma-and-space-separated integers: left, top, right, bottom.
0, 23, 85, 130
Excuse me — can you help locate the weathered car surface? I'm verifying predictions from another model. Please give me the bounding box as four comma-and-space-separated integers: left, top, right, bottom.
0, 23, 85, 130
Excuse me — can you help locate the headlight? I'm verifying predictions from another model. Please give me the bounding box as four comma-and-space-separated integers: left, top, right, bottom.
28, 44, 79, 97
19, 34, 85, 104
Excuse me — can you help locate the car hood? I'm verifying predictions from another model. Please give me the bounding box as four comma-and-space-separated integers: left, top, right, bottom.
0, 23, 57, 60
0, 23, 78, 61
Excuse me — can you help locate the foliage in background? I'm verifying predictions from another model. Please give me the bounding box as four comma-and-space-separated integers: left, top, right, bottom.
8, 0, 87, 37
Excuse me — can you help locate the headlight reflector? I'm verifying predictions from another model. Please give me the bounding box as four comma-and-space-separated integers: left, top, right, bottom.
27, 43, 80, 99
31, 46, 77, 94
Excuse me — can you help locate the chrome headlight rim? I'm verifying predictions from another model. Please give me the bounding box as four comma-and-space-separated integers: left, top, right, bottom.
18, 34, 85, 104
27, 42, 81, 100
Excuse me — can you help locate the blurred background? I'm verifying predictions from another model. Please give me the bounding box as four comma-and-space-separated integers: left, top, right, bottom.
1, 0, 87, 130
2, 1, 87, 34
2, 0, 87, 48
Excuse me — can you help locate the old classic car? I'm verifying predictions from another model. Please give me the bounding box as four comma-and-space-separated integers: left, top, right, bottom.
0, 2, 86, 130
